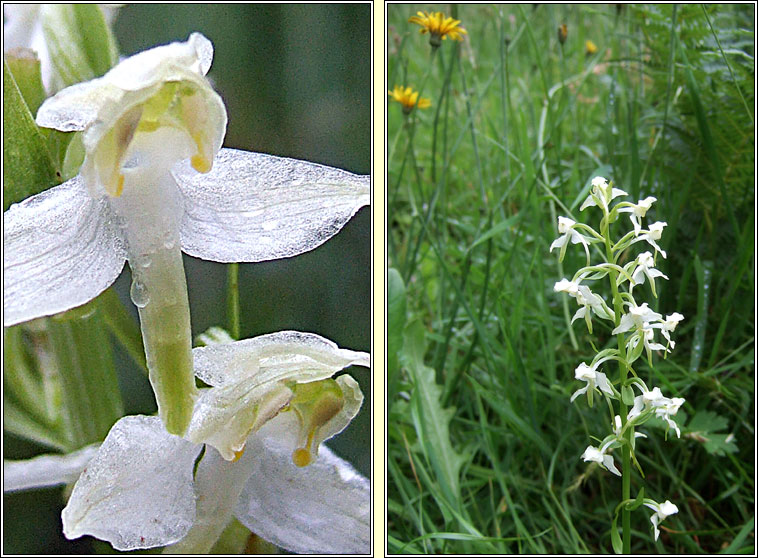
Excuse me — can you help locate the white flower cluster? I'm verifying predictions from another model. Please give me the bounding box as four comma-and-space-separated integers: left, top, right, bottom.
551, 176, 684, 542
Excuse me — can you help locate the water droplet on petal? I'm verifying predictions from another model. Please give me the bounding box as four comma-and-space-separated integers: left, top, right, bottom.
130, 278, 150, 308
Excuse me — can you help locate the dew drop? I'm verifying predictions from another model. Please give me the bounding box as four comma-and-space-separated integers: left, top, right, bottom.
130, 278, 150, 308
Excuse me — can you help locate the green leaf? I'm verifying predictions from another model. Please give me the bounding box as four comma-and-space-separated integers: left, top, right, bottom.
610, 512, 623, 554
41, 4, 119, 88
469, 214, 522, 250
687, 409, 728, 433
401, 320, 465, 510
2, 396, 68, 452
98, 288, 147, 374
621, 385, 635, 406
387, 268, 407, 400
47, 301, 125, 448
4, 48, 46, 114
626, 487, 645, 511
3, 59, 60, 209
685, 410, 738, 456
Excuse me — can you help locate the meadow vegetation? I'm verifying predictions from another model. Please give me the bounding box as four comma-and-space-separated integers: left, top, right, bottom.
387, 4, 754, 554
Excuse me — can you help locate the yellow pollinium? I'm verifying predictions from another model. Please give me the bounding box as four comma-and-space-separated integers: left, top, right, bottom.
285, 379, 345, 468
232, 447, 246, 462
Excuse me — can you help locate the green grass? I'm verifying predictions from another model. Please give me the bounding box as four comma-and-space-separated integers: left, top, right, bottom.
387, 4, 754, 554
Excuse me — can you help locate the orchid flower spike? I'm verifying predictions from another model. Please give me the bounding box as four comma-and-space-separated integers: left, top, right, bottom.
3, 33, 370, 436
3, 331, 371, 554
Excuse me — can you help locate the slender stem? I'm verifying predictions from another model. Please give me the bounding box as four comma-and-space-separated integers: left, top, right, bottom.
603, 216, 632, 554
226, 263, 240, 340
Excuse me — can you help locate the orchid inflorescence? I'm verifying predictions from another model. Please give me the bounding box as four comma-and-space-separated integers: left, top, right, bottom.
551, 176, 683, 545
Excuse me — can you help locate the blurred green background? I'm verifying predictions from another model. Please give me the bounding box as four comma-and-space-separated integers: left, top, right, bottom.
3, 3, 371, 554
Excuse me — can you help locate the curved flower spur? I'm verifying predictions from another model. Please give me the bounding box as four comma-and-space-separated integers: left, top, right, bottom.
3, 33, 370, 436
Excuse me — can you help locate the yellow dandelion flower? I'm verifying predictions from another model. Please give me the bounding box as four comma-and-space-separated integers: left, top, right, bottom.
408, 11, 467, 48
388, 85, 431, 115
585, 39, 598, 56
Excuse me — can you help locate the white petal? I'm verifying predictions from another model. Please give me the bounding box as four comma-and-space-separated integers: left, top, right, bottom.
35, 77, 123, 132
36, 33, 216, 133
3, 444, 99, 493
164, 446, 257, 554
62, 416, 201, 551
175, 148, 370, 263
235, 415, 370, 555
192, 330, 370, 387
187, 382, 293, 461
602, 454, 622, 476
105, 32, 213, 90
3, 177, 126, 326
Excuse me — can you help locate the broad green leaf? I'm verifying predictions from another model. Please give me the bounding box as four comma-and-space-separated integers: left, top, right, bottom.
3, 59, 60, 209
685, 410, 738, 456
401, 320, 465, 509
387, 268, 407, 400
687, 409, 729, 433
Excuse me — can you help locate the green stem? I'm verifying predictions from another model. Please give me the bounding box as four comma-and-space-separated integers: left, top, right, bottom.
604, 219, 631, 554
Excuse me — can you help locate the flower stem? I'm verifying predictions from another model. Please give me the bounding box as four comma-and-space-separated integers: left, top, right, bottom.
604, 223, 631, 554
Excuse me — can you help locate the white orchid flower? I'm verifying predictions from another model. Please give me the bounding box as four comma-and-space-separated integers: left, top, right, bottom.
580, 176, 628, 213
555, 279, 613, 333
630, 251, 669, 297
643, 499, 678, 541
649, 312, 684, 350
612, 302, 663, 335
3, 331, 371, 554
570, 361, 614, 404
616, 196, 657, 235
634, 221, 667, 258
549, 216, 594, 262
627, 384, 685, 438
3, 33, 370, 436
581, 440, 621, 476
